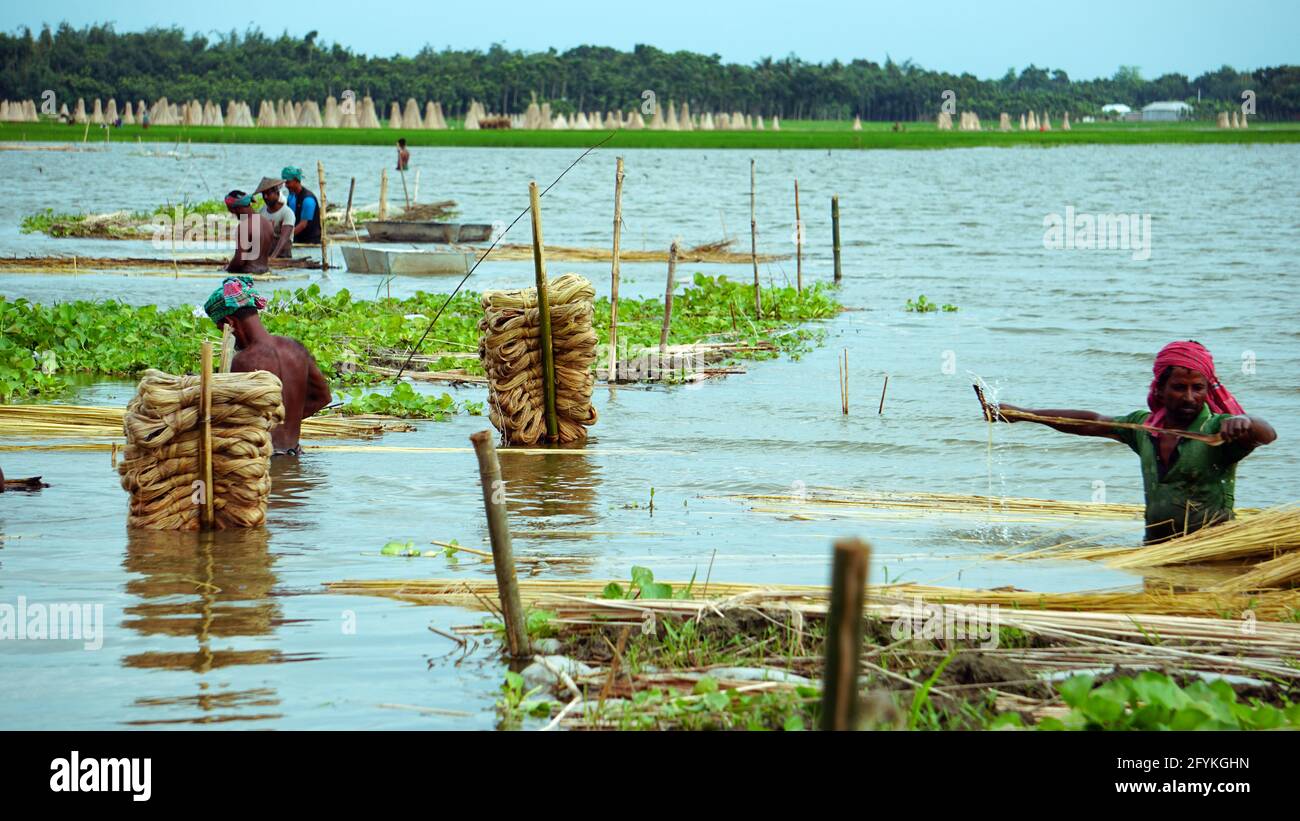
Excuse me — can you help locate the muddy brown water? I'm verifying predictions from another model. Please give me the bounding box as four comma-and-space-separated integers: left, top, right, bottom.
1, 142, 1297, 728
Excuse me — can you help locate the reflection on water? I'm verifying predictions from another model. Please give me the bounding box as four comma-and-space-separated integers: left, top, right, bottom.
499, 450, 601, 533
267, 456, 327, 529
120, 527, 311, 725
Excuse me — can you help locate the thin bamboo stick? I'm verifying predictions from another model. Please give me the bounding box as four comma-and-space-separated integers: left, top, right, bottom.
750, 159, 762, 318
972, 384, 1222, 445
528, 181, 559, 443
794, 178, 802, 293
219, 325, 234, 373
831, 195, 842, 284
344, 176, 356, 227
199, 340, 214, 529
316, 161, 329, 271
659, 240, 679, 355
378, 168, 388, 222
609, 157, 624, 382
878, 374, 889, 415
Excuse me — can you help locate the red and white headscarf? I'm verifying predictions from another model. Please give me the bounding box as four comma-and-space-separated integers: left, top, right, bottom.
1145, 340, 1244, 431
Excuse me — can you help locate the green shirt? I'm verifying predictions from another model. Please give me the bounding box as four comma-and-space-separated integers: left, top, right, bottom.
1112, 405, 1254, 543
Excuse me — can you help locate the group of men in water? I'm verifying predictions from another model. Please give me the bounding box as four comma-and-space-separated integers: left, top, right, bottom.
226, 140, 410, 274
224, 166, 322, 274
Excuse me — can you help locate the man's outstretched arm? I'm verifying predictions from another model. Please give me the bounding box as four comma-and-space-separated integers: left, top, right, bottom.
995, 405, 1122, 440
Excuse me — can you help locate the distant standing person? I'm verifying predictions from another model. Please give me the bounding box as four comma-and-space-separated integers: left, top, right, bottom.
223, 190, 274, 274
396, 138, 410, 171
281, 166, 322, 244
255, 176, 294, 258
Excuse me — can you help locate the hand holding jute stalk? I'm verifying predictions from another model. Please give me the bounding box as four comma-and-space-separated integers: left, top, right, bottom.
972, 384, 1223, 445
821, 538, 870, 730
470, 430, 530, 656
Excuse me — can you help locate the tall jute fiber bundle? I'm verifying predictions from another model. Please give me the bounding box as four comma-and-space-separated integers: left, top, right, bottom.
478, 273, 598, 445
117, 369, 285, 530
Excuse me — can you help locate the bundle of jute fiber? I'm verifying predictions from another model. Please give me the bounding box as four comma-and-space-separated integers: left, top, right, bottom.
478, 273, 598, 445
117, 369, 285, 530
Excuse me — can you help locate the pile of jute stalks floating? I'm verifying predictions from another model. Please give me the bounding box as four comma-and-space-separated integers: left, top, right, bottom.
117, 346, 283, 530
477, 182, 598, 446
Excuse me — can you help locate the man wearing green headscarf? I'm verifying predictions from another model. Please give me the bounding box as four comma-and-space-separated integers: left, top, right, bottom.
204, 276, 332, 456
281, 166, 322, 244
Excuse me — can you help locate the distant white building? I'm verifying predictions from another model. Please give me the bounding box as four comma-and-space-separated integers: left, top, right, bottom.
1141, 101, 1192, 122
1101, 103, 1132, 116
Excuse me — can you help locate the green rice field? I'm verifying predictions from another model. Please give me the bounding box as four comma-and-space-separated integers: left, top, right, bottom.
5, 118, 1299, 150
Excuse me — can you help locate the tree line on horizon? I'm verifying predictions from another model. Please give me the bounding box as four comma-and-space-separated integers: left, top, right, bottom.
1, 23, 1297, 121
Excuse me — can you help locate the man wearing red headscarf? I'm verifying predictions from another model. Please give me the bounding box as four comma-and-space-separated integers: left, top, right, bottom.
995, 341, 1276, 544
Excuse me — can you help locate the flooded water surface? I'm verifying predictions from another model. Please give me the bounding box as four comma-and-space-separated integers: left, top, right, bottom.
1, 141, 1297, 727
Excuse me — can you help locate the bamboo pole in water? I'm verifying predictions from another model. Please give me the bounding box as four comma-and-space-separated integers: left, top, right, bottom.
413, 168, 421, 204
794, 178, 803, 293
529, 181, 559, 442
659, 240, 679, 355
344, 176, 356, 227
378, 168, 388, 222
199, 340, 215, 530
609, 157, 625, 382
751, 158, 762, 318
878, 374, 889, 415
821, 537, 870, 730
470, 430, 530, 657
832, 195, 842, 284
219, 325, 234, 373
316, 161, 329, 271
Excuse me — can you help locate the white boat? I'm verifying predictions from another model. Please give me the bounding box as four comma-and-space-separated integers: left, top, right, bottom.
340, 245, 478, 275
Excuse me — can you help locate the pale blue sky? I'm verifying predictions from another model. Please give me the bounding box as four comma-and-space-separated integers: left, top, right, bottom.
4, 0, 1296, 80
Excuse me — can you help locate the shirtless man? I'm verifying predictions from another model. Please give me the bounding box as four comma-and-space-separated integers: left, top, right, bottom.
224, 190, 274, 274
396, 138, 410, 171
203, 276, 332, 455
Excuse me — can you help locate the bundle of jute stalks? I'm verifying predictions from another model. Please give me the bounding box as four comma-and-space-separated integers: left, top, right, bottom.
478, 273, 598, 445
117, 369, 284, 530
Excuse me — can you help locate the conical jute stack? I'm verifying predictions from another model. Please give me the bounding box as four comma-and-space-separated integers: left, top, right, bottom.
1062, 111, 1071, 130
117, 369, 285, 530
359, 96, 382, 128
1026, 110, 1038, 130
999, 112, 1011, 131
298, 100, 323, 127
388, 100, 403, 127
121, 101, 135, 125
478, 273, 599, 446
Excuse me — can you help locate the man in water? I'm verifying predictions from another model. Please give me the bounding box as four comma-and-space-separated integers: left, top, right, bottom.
255, 177, 294, 258
223, 190, 274, 274
993, 340, 1276, 544
281, 166, 322, 244
396, 138, 410, 171
203, 276, 332, 456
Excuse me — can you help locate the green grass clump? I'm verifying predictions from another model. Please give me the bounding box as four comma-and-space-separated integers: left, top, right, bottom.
0, 275, 838, 406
